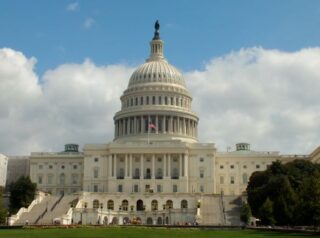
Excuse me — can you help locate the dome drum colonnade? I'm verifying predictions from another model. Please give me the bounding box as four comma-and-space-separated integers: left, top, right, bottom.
114, 21, 199, 143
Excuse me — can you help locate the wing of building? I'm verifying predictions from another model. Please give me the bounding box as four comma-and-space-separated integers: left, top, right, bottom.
8, 21, 317, 226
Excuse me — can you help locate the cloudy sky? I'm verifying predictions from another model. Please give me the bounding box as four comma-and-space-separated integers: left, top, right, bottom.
1, 1, 320, 155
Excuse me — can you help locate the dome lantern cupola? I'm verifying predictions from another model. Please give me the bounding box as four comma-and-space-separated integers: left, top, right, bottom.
147, 20, 165, 62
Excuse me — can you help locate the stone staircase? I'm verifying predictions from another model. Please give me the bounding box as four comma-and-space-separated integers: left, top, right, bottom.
222, 195, 242, 226
199, 194, 225, 225
14, 195, 53, 225
37, 194, 78, 224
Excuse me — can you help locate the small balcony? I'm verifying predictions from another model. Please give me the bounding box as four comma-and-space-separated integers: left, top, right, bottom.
117, 176, 124, 180
171, 176, 179, 180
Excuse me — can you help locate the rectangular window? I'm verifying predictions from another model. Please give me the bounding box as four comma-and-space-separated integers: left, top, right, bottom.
157, 184, 162, 193
94, 168, 99, 178
118, 184, 123, 192
145, 184, 150, 192
200, 170, 204, 178
200, 185, 204, 193
133, 184, 139, 192
220, 176, 224, 184
38, 175, 43, 184
47, 175, 53, 184
230, 176, 235, 184
93, 185, 98, 192
72, 174, 78, 185
256, 164, 260, 169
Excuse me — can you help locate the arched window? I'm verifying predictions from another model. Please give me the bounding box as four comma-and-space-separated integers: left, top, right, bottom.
146, 217, 153, 224
135, 97, 138, 106
152, 96, 156, 105
59, 173, 65, 185
157, 217, 162, 225
165, 96, 168, 105
93, 199, 99, 209
122, 200, 129, 211
166, 200, 173, 209
146, 96, 149, 105
151, 200, 158, 211
243, 173, 248, 184
181, 200, 188, 209
158, 96, 162, 105
107, 200, 114, 210
137, 200, 144, 211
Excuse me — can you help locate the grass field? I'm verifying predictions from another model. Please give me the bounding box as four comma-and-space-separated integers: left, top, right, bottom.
0, 227, 317, 238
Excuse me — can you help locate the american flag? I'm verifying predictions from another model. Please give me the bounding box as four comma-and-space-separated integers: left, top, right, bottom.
149, 123, 157, 129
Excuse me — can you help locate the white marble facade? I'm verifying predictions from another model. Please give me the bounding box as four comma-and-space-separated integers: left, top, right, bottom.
0, 154, 8, 187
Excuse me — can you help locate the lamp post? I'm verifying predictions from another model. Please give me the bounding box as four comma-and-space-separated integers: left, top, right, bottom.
99, 203, 103, 225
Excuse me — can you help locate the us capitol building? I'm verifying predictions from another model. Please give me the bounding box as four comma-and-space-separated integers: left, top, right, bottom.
8, 21, 320, 226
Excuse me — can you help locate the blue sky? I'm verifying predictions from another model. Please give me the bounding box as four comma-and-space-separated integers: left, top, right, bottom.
1, 1, 320, 155
1, 1, 320, 75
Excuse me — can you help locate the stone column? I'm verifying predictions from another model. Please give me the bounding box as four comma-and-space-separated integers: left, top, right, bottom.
140, 116, 144, 134
168, 154, 171, 178
184, 153, 188, 177
127, 117, 130, 135
140, 154, 144, 179
179, 154, 182, 178
177, 117, 180, 134
122, 119, 126, 136
152, 154, 155, 179
108, 154, 112, 178
134, 117, 137, 134
129, 154, 133, 178
155, 116, 159, 134
164, 154, 167, 177
169, 116, 173, 133
125, 154, 128, 178
162, 116, 165, 133
113, 154, 117, 178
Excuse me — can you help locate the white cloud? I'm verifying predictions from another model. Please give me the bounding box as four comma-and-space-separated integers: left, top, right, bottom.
186, 47, 320, 154
83, 18, 95, 29
66, 2, 79, 12
0, 47, 319, 155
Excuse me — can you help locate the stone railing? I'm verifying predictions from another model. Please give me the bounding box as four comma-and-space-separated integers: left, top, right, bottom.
8, 191, 48, 225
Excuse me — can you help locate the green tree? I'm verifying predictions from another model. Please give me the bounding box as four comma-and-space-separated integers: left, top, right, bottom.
0, 186, 8, 224
297, 172, 320, 226
9, 176, 36, 214
259, 197, 275, 225
247, 159, 320, 226
240, 202, 252, 225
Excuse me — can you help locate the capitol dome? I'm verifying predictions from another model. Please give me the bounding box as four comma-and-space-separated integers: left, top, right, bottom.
113, 21, 198, 143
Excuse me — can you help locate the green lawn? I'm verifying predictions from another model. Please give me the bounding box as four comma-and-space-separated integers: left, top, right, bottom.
0, 227, 316, 238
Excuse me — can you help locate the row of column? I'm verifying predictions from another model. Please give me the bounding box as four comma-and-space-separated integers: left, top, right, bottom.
122, 94, 191, 110
114, 115, 197, 138
106, 153, 189, 179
